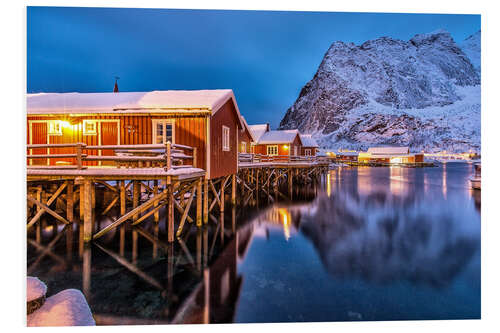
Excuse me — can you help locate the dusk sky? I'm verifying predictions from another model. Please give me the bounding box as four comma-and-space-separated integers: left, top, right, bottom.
27, 7, 480, 127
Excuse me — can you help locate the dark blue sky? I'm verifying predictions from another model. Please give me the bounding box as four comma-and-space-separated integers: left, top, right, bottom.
27, 7, 480, 127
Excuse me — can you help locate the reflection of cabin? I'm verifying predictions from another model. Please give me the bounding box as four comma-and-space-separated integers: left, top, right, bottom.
299, 134, 319, 156
238, 116, 255, 153
358, 146, 424, 164
27, 90, 244, 179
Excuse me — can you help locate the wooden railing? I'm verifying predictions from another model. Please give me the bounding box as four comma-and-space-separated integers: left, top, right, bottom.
238, 153, 331, 164
27, 142, 197, 170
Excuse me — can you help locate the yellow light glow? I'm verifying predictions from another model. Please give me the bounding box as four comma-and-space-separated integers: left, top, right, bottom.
278, 208, 291, 241
283, 145, 289, 150
60, 120, 71, 128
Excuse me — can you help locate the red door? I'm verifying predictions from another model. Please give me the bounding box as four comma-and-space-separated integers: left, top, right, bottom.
29, 122, 48, 166
100, 122, 119, 166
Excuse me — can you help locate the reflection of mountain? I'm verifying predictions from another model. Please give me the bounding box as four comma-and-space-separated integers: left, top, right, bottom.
300, 182, 480, 288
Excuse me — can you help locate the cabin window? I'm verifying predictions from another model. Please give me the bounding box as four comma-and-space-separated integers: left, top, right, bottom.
305, 149, 311, 156
48, 121, 62, 135
267, 145, 278, 155
83, 120, 97, 135
241, 141, 247, 153
152, 119, 174, 144
222, 126, 230, 151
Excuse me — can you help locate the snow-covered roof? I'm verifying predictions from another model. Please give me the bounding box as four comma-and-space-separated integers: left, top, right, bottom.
300, 134, 319, 147
240, 116, 256, 142
367, 146, 409, 155
27, 90, 243, 125
248, 124, 269, 142
257, 129, 301, 144
336, 151, 359, 156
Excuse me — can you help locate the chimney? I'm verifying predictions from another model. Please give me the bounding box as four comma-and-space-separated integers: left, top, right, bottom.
113, 76, 120, 93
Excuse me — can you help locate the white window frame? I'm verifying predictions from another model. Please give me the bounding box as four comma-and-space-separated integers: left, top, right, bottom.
83, 120, 97, 135
267, 145, 278, 156
305, 149, 311, 156
222, 125, 230, 151
48, 120, 62, 136
152, 119, 175, 144
241, 141, 247, 153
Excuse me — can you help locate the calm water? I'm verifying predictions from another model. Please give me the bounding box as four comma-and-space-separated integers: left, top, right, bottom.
27, 163, 480, 324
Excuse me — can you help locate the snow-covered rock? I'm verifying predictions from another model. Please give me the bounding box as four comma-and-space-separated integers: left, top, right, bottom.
27, 289, 95, 327
460, 30, 481, 73
27, 277, 47, 302
279, 30, 481, 153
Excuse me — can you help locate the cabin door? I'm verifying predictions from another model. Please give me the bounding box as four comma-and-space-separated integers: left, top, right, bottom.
100, 121, 119, 166
29, 122, 48, 166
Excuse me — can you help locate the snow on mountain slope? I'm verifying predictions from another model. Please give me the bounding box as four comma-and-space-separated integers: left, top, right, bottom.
460, 30, 481, 73
279, 30, 481, 153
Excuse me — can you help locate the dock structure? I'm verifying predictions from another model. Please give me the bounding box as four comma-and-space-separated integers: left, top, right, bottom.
26, 144, 330, 244
25, 89, 330, 244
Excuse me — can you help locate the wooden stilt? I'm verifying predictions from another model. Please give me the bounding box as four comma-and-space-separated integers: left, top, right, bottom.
132, 228, 138, 264
132, 180, 140, 222
119, 180, 126, 257
79, 183, 84, 221
153, 180, 159, 223
203, 178, 209, 224
82, 243, 91, 300
231, 174, 236, 206
66, 181, 74, 223
167, 180, 174, 243
82, 179, 93, 242
196, 178, 202, 227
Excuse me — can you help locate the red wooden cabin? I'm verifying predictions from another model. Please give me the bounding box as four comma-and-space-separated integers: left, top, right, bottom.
251, 129, 303, 157
237, 116, 255, 153
27, 89, 244, 179
299, 134, 319, 156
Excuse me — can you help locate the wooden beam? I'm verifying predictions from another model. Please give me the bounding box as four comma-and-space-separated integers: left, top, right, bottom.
167, 184, 175, 242
27, 182, 67, 229
176, 182, 197, 237
196, 178, 202, 227
27, 195, 70, 226
82, 179, 93, 242
66, 181, 74, 223
203, 179, 209, 224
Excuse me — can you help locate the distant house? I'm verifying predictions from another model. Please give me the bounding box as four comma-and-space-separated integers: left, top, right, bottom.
27, 89, 244, 179
238, 116, 255, 153
335, 151, 359, 162
299, 134, 319, 156
249, 126, 303, 157
358, 146, 424, 164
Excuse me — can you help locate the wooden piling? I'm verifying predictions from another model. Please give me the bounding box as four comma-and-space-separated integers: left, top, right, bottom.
203, 178, 209, 224
82, 179, 93, 242
196, 178, 202, 227
231, 174, 236, 206
66, 181, 74, 223
167, 181, 174, 242
119, 181, 126, 257
153, 180, 159, 223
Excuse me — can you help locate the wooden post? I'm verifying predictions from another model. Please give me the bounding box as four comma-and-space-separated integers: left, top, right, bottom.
193, 147, 197, 168
66, 181, 74, 223
232, 206, 236, 234
35, 186, 42, 245
167, 181, 174, 242
166, 141, 172, 170
231, 174, 236, 206
153, 180, 159, 223
119, 181, 126, 257
220, 181, 225, 213
132, 228, 138, 265
79, 183, 84, 221
132, 181, 140, 222
203, 178, 209, 224
82, 179, 93, 242
196, 178, 202, 227
76, 143, 83, 170
82, 243, 92, 300
288, 169, 293, 199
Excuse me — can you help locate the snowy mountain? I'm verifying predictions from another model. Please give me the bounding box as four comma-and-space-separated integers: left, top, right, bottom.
279, 30, 481, 153
460, 30, 481, 73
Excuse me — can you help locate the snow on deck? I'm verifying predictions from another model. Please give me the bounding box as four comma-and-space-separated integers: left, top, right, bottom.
27, 277, 47, 302
27, 167, 205, 178
28, 89, 234, 114
27, 289, 95, 327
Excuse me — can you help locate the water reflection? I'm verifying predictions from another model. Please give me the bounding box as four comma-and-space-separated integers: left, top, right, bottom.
27, 164, 480, 324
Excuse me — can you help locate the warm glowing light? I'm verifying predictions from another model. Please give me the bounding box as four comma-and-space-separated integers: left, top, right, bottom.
278, 208, 291, 241
60, 120, 71, 128
283, 145, 289, 150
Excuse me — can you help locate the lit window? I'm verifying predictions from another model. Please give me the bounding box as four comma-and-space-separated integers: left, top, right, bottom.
241, 141, 246, 153
83, 120, 97, 135
152, 119, 174, 144
267, 145, 278, 155
305, 149, 311, 156
48, 121, 62, 135
222, 126, 230, 151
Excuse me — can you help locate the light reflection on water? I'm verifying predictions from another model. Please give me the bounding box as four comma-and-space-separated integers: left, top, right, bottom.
27, 163, 480, 324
